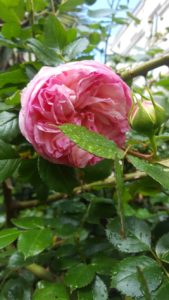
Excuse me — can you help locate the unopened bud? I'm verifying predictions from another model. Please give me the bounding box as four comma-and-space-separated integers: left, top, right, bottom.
129, 100, 166, 136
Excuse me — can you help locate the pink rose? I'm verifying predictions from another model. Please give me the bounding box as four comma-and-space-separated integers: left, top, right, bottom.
19, 60, 132, 168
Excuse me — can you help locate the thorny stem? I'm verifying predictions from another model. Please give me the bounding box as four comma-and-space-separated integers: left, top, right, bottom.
29, 0, 35, 36
149, 135, 157, 157
50, 0, 56, 14
155, 135, 169, 141
13, 171, 146, 210
137, 266, 152, 300
124, 148, 154, 160
114, 157, 126, 238
81, 201, 92, 224
120, 54, 169, 81
2, 179, 16, 226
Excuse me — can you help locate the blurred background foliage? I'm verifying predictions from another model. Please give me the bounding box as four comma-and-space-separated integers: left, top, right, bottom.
0, 0, 169, 299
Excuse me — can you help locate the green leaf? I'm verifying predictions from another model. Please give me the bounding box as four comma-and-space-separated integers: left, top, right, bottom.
2, 23, 21, 39
33, 282, 69, 300
0, 85, 17, 96
0, 140, 18, 159
85, 0, 97, 5
0, 34, 18, 47
0, 69, 27, 88
111, 256, 163, 297
82, 159, 113, 183
38, 158, 78, 193
89, 32, 100, 45
155, 232, 169, 263
12, 217, 45, 229
93, 276, 108, 300
0, 2, 20, 23
112, 17, 129, 25
27, 38, 63, 66
64, 38, 89, 59
0, 112, 19, 142
17, 229, 53, 258
65, 264, 95, 290
60, 124, 123, 160
66, 28, 77, 44
59, 0, 84, 12
0, 278, 31, 300
54, 198, 85, 214
77, 287, 93, 300
106, 217, 151, 253
114, 157, 125, 233
0, 228, 20, 249
91, 255, 116, 275
0, 103, 13, 111
5, 90, 21, 105
128, 155, 169, 190
33, 0, 48, 11
14, 0, 25, 20
156, 77, 169, 89
153, 280, 169, 300
0, 159, 20, 181
44, 15, 67, 49
8, 252, 24, 269
86, 202, 115, 224
18, 158, 49, 201
0, 0, 19, 7
127, 12, 141, 24
88, 9, 113, 18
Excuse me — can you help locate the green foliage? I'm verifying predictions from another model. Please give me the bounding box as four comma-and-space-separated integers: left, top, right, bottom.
111, 256, 163, 297
65, 264, 95, 289
0, 228, 20, 249
129, 155, 169, 190
64, 38, 89, 59
93, 276, 108, 300
0, 140, 18, 159
17, 229, 53, 258
27, 38, 63, 66
33, 282, 69, 300
106, 217, 151, 253
38, 157, 78, 192
153, 280, 169, 300
155, 233, 169, 263
0, 111, 19, 142
0, 0, 169, 299
60, 124, 123, 159
44, 15, 68, 50
0, 158, 20, 181
0, 69, 27, 88
0, 278, 32, 300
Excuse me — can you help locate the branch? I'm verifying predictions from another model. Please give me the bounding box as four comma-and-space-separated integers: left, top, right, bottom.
120, 54, 169, 81
2, 179, 16, 225
14, 170, 146, 210
74, 170, 145, 192
26, 263, 55, 281
14, 192, 68, 210
50, 0, 55, 14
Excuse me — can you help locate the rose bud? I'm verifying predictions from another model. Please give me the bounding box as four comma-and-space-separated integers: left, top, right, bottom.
129, 100, 166, 136
153, 101, 166, 129
19, 60, 132, 168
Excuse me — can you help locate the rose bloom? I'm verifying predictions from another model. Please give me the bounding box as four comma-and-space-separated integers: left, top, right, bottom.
19, 60, 132, 168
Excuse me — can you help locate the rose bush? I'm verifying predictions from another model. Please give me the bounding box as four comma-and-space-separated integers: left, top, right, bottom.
19, 60, 132, 168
